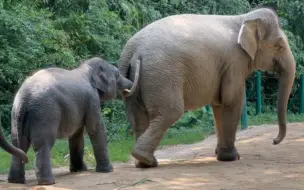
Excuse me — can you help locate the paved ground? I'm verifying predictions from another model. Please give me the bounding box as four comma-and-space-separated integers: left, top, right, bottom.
1, 122, 304, 190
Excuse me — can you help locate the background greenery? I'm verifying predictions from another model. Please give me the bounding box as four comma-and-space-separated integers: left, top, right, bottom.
0, 0, 304, 172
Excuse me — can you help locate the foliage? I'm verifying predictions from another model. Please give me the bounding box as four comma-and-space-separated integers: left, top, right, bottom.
0, 0, 304, 140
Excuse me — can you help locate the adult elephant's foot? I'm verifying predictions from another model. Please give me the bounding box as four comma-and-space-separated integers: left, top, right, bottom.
70, 162, 88, 172
132, 147, 157, 168
37, 177, 55, 185
96, 162, 113, 173
216, 146, 240, 161
135, 156, 158, 168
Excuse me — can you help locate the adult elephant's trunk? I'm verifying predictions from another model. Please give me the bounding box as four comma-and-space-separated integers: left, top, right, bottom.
273, 49, 296, 145
0, 113, 28, 163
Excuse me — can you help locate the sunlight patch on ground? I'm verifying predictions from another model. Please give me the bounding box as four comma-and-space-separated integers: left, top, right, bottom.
32, 186, 73, 190
264, 169, 281, 175
160, 177, 210, 189
237, 133, 273, 144
292, 138, 304, 142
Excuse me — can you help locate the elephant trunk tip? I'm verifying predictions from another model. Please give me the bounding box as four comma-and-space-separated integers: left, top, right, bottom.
19, 149, 29, 164
273, 124, 286, 145
20, 153, 29, 164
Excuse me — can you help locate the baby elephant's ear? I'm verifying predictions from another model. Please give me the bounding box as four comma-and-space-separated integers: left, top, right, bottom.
90, 70, 109, 92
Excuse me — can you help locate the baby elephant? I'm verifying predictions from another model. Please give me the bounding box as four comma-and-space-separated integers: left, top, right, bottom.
7, 57, 139, 185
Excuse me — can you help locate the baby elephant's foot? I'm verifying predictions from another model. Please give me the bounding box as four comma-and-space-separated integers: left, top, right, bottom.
8, 169, 26, 184
70, 162, 88, 172
135, 156, 158, 168
37, 177, 55, 185
96, 162, 113, 173
216, 146, 240, 161
8, 176, 26, 184
132, 147, 156, 168
215, 145, 219, 155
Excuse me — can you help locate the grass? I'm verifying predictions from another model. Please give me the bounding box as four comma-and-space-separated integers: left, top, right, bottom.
247, 113, 304, 126
1, 112, 304, 173
0, 128, 205, 174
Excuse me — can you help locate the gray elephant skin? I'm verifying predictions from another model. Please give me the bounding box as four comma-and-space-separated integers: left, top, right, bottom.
119, 8, 296, 168
0, 113, 28, 163
7, 57, 138, 185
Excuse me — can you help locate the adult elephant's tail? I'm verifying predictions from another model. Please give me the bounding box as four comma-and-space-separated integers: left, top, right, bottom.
122, 55, 141, 98
119, 54, 142, 135
0, 112, 28, 163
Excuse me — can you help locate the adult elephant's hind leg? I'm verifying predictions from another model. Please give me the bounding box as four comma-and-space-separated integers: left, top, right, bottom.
132, 110, 157, 168
69, 127, 87, 172
131, 93, 184, 167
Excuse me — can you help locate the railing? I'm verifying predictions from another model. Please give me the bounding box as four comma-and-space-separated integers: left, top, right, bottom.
204, 71, 304, 130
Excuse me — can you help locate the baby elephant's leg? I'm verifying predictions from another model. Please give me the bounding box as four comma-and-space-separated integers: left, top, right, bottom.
69, 127, 87, 172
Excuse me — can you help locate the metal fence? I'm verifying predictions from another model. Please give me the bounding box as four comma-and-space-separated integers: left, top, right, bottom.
204, 71, 304, 130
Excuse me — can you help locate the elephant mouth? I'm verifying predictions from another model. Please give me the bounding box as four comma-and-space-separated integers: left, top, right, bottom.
97, 89, 116, 103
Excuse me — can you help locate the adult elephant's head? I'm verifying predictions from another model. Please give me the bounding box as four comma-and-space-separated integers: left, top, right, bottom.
238, 8, 296, 144
84, 57, 135, 102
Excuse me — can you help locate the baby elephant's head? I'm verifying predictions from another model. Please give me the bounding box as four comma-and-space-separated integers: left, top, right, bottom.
85, 57, 133, 102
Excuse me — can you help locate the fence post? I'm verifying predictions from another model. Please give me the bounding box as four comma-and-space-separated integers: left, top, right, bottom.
256, 71, 262, 114
241, 88, 248, 130
300, 74, 304, 114
206, 104, 211, 112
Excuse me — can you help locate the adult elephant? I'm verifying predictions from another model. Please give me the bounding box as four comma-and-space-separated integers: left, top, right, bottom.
0, 113, 28, 163
7, 57, 139, 185
118, 8, 296, 168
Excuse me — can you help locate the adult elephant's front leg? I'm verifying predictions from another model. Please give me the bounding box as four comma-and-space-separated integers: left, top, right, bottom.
87, 120, 113, 173
212, 105, 222, 156
216, 93, 244, 161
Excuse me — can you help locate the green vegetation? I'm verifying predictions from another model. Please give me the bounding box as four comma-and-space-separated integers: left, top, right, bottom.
0, 0, 304, 173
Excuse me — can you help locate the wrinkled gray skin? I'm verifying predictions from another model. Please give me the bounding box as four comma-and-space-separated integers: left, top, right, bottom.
7, 57, 136, 185
0, 113, 28, 163
119, 8, 296, 168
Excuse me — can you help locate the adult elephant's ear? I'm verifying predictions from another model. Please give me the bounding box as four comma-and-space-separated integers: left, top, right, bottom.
90, 70, 109, 92
237, 18, 266, 60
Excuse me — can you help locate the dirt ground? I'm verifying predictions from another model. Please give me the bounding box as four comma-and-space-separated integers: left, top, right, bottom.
1, 122, 304, 190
